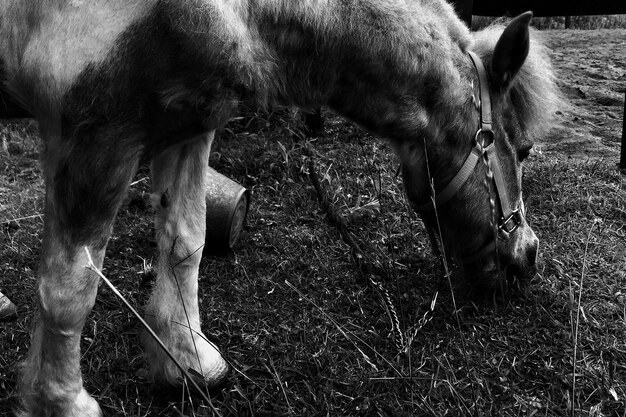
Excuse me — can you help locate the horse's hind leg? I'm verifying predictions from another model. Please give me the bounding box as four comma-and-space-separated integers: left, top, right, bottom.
144, 131, 229, 390
20, 133, 140, 417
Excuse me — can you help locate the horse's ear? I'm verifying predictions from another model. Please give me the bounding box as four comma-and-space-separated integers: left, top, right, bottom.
491, 11, 532, 90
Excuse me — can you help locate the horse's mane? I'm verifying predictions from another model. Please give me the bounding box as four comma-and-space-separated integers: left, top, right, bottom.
471, 23, 563, 141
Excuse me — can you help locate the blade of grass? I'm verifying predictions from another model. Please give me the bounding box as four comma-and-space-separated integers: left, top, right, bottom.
423, 138, 477, 412
571, 220, 598, 417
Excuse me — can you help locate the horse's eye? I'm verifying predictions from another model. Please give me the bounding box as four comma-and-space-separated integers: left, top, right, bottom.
518, 144, 533, 162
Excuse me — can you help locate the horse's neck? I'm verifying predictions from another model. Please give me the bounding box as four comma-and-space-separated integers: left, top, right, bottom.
246, 0, 472, 140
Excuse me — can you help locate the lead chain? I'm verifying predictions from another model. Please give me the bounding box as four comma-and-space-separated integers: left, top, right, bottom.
370, 274, 439, 354
368, 275, 405, 351
307, 146, 438, 354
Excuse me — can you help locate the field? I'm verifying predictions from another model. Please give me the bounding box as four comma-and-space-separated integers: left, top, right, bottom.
1, 29, 625, 416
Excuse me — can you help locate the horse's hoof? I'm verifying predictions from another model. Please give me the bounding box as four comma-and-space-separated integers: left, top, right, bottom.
153, 361, 231, 402
69, 388, 102, 417
19, 388, 102, 417
143, 329, 230, 394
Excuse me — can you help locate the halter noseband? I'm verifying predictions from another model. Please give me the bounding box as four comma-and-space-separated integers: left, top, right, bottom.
415, 51, 523, 245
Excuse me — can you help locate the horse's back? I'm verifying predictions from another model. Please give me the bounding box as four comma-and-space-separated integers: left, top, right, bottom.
2, 0, 472, 126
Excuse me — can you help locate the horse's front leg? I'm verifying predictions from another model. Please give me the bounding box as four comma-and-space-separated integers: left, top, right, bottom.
143, 131, 229, 391
20, 133, 140, 417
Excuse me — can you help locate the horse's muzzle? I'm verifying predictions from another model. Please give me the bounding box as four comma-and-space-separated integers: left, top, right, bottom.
462, 223, 539, 292
510, 222, 538, 270
501, 223, 539, 287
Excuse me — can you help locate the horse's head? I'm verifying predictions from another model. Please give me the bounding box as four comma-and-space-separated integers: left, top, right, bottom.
398, 12, 559, 292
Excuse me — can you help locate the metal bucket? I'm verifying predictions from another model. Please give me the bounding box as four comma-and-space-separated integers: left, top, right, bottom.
205, 167, 249, 252
0, 290, 17, 320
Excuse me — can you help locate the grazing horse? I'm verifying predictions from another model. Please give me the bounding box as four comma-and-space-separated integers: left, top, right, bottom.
0, 1, 560, 415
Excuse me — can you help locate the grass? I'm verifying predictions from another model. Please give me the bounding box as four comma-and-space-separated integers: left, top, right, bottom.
1, 34, 626, 417
1, 108, 624, 416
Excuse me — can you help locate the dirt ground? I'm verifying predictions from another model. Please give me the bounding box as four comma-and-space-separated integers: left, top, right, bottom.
0, 28, 625, 417
542, 29, 625, 162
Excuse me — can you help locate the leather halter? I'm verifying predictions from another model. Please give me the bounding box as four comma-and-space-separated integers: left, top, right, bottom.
415, 51, 523, 248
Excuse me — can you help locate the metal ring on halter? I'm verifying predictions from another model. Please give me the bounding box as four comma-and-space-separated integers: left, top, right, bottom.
475, 128, 494, 150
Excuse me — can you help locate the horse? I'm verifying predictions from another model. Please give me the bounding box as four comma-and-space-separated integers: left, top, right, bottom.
0, 1, 560, 415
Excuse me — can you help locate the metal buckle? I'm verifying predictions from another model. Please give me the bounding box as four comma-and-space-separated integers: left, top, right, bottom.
474, 128, 494, 150
499, 208, 523, 235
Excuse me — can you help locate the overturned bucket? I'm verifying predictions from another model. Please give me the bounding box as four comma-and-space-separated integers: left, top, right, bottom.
205, 167, 249, 252
0, 290, 17, 320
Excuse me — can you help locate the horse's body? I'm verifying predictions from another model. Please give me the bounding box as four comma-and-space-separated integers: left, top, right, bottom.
0, 1, 560, 415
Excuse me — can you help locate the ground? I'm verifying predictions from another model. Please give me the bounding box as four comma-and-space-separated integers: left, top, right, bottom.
0, 29, 625, 416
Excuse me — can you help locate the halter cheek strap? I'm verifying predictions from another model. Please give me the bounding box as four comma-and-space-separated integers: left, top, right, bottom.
414, 146, 481, 211
414, 51, 523, 242
468, 51, 523, 238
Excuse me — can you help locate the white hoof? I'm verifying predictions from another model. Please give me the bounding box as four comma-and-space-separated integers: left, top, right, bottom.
143, 328, 229, 391
19, 387, 102, 417
69, 388, 102, 417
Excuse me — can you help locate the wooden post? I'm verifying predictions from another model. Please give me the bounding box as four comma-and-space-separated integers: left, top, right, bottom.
619, 91, 626, 173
